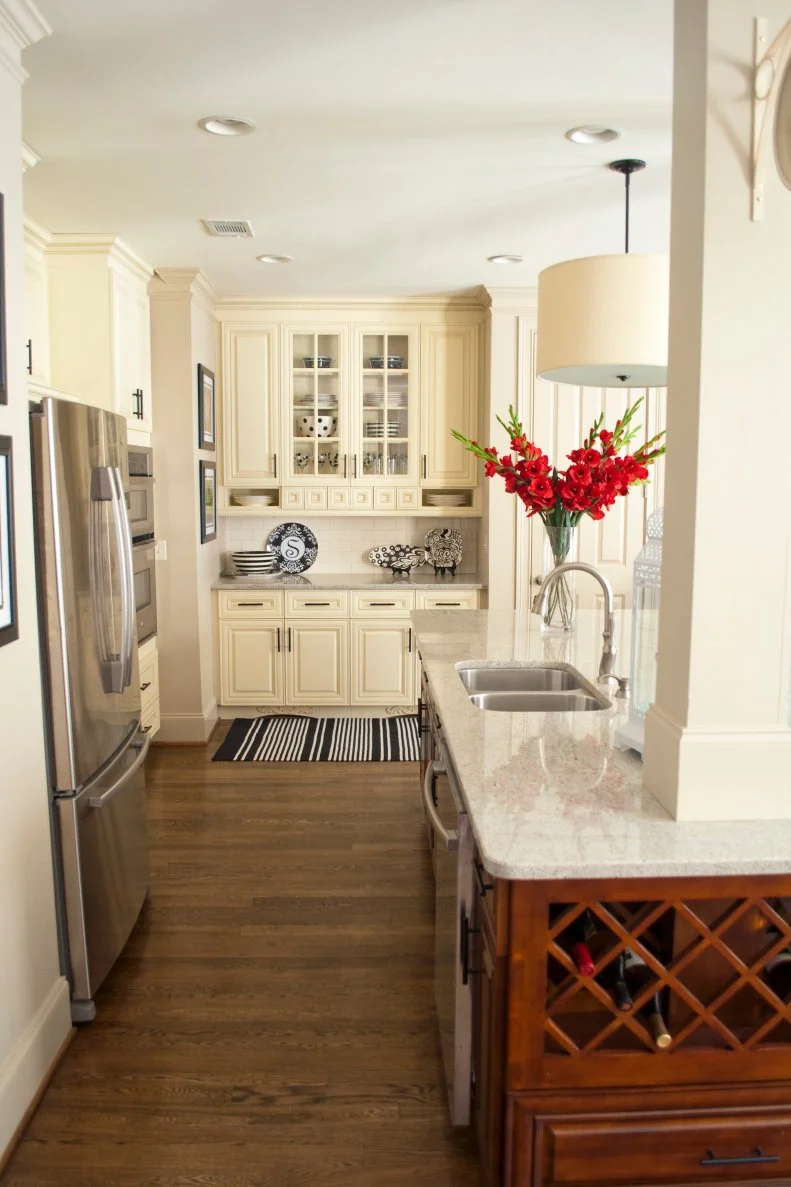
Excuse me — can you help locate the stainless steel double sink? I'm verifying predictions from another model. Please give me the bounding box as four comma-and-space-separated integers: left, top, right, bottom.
457, 664, 610, 713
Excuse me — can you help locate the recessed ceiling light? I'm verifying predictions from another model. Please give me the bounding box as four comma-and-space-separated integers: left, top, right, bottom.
487, 254, 523, 265
198, 116, 256, 137
256, 254, 293, 264
566, 125, 621, 145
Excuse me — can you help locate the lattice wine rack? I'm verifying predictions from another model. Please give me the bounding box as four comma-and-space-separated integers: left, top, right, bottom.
542, 893, 791, 1076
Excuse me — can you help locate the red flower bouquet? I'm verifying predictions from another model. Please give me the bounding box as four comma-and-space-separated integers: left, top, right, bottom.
452, 398, 665, 627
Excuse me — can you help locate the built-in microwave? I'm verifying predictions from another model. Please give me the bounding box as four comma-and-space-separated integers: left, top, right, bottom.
127, 445, 154, 543
132, 540, 157, 644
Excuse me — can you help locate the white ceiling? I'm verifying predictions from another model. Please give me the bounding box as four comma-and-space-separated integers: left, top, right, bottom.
22, 0, 674, 298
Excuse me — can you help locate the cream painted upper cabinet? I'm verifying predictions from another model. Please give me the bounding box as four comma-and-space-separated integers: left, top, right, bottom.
284, 326, 349, 485
23, 218, 51, 386
222, 323, 280, 487
353, 326, 419, 486
46, 235, 153, 430
420, 323, 480, 487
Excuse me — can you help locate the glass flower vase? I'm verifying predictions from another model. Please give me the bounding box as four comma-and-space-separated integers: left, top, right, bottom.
540, 523, 577, 631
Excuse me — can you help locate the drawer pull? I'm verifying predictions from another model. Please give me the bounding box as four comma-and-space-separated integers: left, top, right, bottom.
434, 601, 461, 606
303, 601, 331, 606
369, 601, 396, 606
140, 681, 151, 692
700, 1148, 779, 1167
238, 601, 265, 607
474, 859, 494, 896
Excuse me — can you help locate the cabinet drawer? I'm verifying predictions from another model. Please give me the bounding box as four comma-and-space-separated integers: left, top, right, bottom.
351, 590, 416, 618
285, 590, 348, 618
218, 590, 284, 619
415, 590, 479, 610
533, 1109, 791, 1186
141, 695, 160, 739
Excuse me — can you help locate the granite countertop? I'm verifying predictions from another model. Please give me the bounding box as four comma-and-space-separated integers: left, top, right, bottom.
413, 608, 791, 882
213, 570, 487, 591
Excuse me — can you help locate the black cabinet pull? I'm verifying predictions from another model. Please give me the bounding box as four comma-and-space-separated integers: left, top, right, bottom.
700, 1148, 779, 1167
140, 681, 151, 692
26, 338, 33, 375
132, 388, 144, 420
474, 859, 494, 897
287, 627, 292, 653
304, 601, 331, 606
434, 601, 461, 607
238, 601, 264, 607
276, 627, 281, 653
369, 601, 396, 606
460, 914, 482, 985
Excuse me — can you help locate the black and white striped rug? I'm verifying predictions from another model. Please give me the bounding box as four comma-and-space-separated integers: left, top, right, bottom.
212, 714, 420, 762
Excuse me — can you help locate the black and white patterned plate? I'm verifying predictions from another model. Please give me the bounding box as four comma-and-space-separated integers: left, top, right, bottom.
267, 522, 319, 574
369, 544, 427, 573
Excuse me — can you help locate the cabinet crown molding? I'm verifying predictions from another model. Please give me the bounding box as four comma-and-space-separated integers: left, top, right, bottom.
215, 289, 489, 317
21, 139, 40, 171
483, 285, 538, 313
23, 212, 51, 253
149, 267, 219, 311
0, 0, 50, 80
46, 233, 153, 284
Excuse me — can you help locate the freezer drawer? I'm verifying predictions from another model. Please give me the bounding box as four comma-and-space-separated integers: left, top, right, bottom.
58, 733, 150, 1014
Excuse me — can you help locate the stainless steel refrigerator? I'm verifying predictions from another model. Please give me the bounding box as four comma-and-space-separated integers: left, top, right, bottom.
31, 396, 150, 1022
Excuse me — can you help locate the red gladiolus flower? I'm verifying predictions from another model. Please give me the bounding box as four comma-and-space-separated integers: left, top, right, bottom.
484, 460, 499, 478
583, 448, 602, 466
567, 464, 593, 487
522, 456, 550, 480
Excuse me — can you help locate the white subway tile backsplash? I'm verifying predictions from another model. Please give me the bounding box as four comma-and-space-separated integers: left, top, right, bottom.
222, 515, 478, 574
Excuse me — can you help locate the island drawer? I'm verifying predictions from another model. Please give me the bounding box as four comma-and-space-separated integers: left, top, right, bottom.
285, 590, 348, 618
527, 1106, 791, 1186
415, 590, 479, 610
351, 590, 416, 617
218, 591, 284, 620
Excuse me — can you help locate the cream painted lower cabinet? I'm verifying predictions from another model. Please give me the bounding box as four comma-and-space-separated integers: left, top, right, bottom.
216, 587, 479, 708
351, 621, 414, 706
220, 621, 284, 706
138, 635, 160, 737
286, 621, 349, 705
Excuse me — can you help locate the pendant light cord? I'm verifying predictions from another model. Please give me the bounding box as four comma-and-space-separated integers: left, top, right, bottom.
624, 171, 631, 254
609, 159, 645, 256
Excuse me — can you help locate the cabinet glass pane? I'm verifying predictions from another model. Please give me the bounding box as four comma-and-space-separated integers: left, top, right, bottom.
386, 444, 409, 476
363, 335, 385, 368
362, 373, 385, 408
362, 444, 385, 476
290, 332, 342, 477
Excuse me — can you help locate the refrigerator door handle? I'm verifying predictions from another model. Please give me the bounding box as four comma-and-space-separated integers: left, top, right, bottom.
90, 466, 124, 694
111, 466, 136, 689
87, 733, 150, 808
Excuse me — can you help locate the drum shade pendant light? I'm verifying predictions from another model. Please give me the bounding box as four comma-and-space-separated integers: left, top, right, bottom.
536, 160, 669, 387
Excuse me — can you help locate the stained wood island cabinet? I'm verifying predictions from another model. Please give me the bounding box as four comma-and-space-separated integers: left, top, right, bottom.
414, 608, 791, 1187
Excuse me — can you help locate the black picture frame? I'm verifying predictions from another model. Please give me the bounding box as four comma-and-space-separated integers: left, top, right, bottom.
0, 435, 18, 647
199, 459, 217, 543
0, 195, 7, 405
197, 363, 215, 451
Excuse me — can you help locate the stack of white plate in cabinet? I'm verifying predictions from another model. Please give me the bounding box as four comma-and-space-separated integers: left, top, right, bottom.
231, 550, 280, 575
425, 493, 467, 507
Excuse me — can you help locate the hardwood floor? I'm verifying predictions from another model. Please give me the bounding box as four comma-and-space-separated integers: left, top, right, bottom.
2, 729, 481, 1186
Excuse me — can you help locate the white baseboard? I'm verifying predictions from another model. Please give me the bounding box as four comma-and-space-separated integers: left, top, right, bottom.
157, 702, 218, 744
0, 977, 71, 1158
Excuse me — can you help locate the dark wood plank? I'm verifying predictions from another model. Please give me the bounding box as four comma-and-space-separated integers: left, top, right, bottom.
1, 728, 481, 1186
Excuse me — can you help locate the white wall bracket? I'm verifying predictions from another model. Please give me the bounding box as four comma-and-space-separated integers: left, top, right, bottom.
752, 15, 791, 220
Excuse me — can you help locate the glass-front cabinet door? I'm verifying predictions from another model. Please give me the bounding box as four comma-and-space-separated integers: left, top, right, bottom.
285, 328, 348, 484
355, 329, 418, 484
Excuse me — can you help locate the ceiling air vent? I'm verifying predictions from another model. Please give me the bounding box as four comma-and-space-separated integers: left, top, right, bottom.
202, 219, 254, 238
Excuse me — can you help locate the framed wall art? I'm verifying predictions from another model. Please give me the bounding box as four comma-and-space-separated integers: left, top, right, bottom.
197, 363, 215, 450
0, 195, 7, 405
199, 459, 216, 543
0, 436, 18, 646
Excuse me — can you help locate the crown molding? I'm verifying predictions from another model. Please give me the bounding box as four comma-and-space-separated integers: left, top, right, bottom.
483, 285, 538, 315
46, 232, 153, 284
21, 139, 40, 171
150, 267, 220, 312
0, 0, 51, 82
23, 213, 51, 252
215, 288, 489, 315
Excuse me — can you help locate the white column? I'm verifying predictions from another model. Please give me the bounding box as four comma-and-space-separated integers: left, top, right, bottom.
644, 0, 791, 820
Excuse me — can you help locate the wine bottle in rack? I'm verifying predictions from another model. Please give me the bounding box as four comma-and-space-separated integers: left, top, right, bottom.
568, 911, 597, 977
764, 951, 791, 1001
609, 952, 633, 1012
621, 950, 672, 1048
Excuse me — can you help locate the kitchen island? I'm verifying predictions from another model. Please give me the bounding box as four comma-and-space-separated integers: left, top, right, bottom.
414, 609, 791, 1187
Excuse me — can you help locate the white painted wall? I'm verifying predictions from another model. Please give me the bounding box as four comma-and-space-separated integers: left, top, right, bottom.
150, 270, 221, 743
0, 1, 71, 1159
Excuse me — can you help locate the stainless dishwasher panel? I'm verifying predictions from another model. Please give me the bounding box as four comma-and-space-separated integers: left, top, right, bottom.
423, 752, 474, 1125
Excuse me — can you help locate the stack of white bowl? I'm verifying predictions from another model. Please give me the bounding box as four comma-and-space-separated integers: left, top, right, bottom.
231, 550, 280, 576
